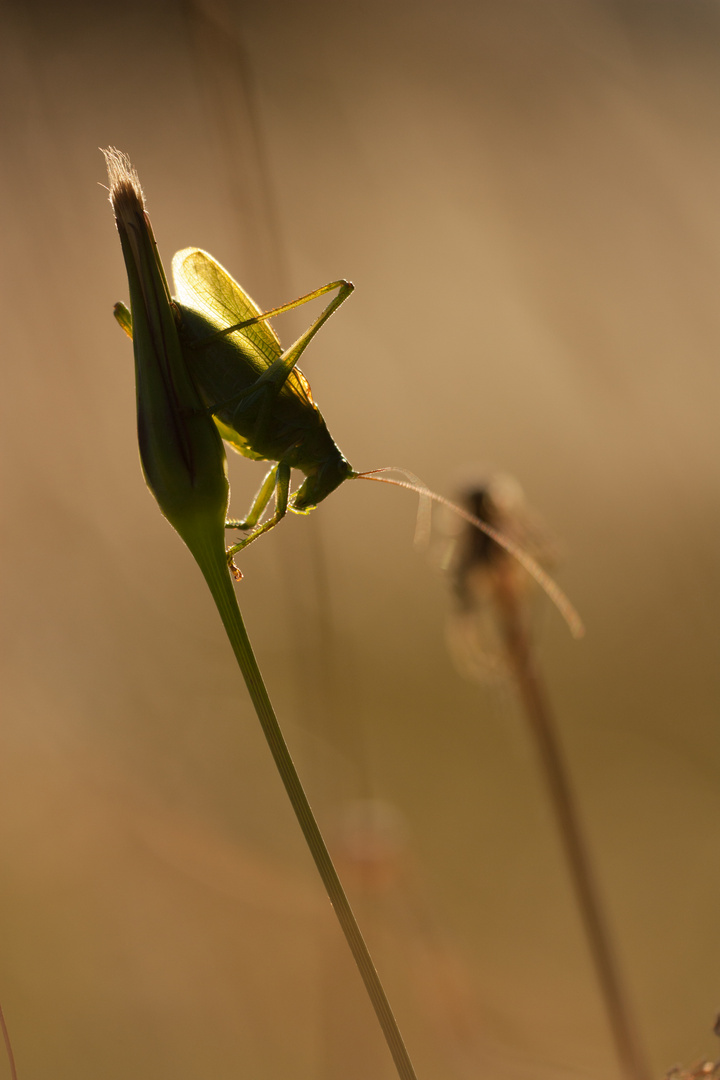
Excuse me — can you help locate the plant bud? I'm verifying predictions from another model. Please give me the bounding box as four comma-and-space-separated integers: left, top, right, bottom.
104, 148, 229, 558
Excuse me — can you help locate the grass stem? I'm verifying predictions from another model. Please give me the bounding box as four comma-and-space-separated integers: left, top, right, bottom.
493, 570, 651, 1080
0, 1002, 17, 1080
195, 538, 418, 1080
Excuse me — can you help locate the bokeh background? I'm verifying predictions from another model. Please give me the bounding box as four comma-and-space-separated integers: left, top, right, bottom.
1, 1, 719, 1077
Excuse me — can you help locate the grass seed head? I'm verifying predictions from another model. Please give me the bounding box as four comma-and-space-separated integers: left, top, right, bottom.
103, 147, 229, 556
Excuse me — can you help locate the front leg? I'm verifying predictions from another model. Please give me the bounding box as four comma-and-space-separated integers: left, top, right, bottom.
226, 463, 279, 531
225, 460, 291, 564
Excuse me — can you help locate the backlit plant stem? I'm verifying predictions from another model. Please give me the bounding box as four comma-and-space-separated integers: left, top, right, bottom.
196, 539, 419, 1080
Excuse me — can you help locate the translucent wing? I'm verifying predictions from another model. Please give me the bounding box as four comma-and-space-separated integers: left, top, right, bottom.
172, 247, 282, 366
172, 247, 315, 407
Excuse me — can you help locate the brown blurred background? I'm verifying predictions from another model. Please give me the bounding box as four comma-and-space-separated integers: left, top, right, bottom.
1, 1, 719, 1077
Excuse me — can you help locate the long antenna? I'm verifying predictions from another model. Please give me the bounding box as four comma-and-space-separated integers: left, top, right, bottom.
354, 468, 585, 640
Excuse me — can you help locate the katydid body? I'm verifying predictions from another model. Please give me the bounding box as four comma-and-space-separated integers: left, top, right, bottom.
116, 247, 356, 556
174, 248, 354, 556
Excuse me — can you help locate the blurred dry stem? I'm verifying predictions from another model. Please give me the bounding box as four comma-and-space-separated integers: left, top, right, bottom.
182, 0, 288, 296
0, 1002, 18, 1080
452, 481, 651, 1080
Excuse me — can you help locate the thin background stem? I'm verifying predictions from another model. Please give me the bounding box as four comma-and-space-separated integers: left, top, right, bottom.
182, 0, 365, 775
0, 1002, 18, 1080
493, 567, 651, 1080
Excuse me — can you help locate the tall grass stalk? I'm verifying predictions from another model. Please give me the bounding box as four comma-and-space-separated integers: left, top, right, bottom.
0, 1002, 17, 1080
195, 539, 418, 1080
452, 482, 650, 1080
497, 580, 649, 1080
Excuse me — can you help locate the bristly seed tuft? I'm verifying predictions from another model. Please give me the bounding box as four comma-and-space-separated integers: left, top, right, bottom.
102, 146, 145, 218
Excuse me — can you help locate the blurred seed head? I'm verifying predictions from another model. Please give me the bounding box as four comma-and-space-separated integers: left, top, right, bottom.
442, 472, 558, 681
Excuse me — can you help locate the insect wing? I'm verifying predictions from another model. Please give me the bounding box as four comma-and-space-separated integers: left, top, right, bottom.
172, 248, 282, 367
172, 248, 315, 407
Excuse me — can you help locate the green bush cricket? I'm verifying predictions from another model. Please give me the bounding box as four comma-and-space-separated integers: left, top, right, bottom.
113, 198, 582, 637
115, 247, 354, 562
